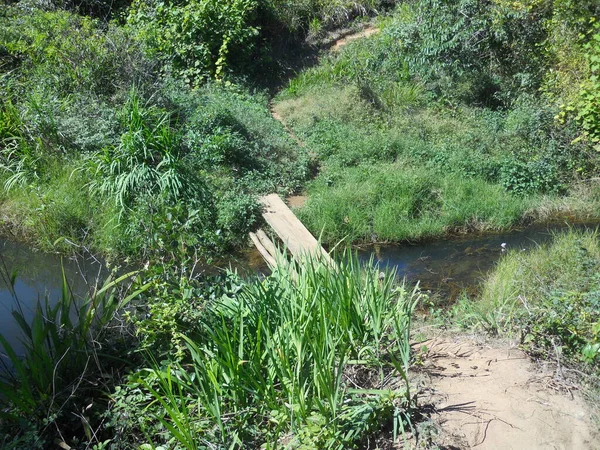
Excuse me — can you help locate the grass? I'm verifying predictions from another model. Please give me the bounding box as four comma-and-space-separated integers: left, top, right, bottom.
0, 160, 96, 250
273, 8, 599, 245
297, 164, 531, 244
114, 252, 421, 448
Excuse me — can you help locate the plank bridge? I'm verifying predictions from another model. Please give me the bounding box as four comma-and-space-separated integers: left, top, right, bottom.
249, 194, 333, 268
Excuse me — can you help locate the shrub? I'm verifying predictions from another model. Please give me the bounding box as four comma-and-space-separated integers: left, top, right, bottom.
0, 9, 153, 99
127, 0, 260, 84
384, 0, 548, 106
572, 28, 600, 150
500, 158, 564, 195
88, 90, 191, 215
260, 0, 385, 33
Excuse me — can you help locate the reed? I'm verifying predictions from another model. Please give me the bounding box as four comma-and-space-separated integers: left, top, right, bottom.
0, 262, 147, 447
142, 251, 420, 448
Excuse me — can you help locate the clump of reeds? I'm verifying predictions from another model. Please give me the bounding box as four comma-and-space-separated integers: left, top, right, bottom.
140, 251, 421, 448
0, 262, 145, 448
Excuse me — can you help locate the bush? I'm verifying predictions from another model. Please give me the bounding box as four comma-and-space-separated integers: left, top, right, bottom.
571, 28, 600, 150
127, 0, 260, 84
0, 9, 153, 99
0, 5, 308, 257
382, 0, 547, 106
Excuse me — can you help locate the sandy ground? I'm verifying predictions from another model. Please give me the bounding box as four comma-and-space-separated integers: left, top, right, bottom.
331, 27, 380, 52
286, 195, 307, 208
418, 337, 598, 449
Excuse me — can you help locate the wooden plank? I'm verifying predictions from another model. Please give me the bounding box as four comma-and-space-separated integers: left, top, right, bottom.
259, 194, 333, 264
256, 229, 278, 261
249, 232, 277, 268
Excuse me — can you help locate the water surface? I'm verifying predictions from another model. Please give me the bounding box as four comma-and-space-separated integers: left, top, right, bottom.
0, 238, 107, 356
1, 221, 598, 356
355, 221, 600, 299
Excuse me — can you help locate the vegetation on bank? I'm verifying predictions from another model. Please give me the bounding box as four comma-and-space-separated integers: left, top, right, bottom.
0, 6, 311, 257
0, 267, 147, 449
2, 0, 600, 255
276, 0, 600, 244
1, 253, 420, 448
2, 0, 600, 447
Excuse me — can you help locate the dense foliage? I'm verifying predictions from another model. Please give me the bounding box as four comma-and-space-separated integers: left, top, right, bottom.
110, 254, 419, 448
3, 0, 600, 447
0, 254, 419, 449
0, 5, 309, 257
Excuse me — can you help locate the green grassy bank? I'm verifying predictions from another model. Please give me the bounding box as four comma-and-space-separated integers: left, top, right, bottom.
274, 0, 600, 245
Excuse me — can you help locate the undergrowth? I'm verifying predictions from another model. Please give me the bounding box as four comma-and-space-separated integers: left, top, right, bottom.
0, 264, 147, 449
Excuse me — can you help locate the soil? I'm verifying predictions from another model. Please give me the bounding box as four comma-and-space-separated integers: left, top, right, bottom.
331, 26, 380, 52
417, 336, 599, 449
286, 195, 307, 208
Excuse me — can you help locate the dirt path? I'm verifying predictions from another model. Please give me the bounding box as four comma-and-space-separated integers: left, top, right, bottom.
331, 26, 380, 52
419, 337, 598, 449
270, 26, 380, 206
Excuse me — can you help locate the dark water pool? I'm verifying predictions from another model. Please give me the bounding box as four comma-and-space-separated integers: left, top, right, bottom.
0, 239, 108, 356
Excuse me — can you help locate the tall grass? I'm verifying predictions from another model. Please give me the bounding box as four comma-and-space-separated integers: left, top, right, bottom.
456, 229, 600, 331
87, 90, 187, 217
298, 164, 530, 244
138, 252, 420, 448
0, 264, 147, 448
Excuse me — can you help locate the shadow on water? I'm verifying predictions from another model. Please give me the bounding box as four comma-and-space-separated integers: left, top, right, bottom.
0, 239, 109, 357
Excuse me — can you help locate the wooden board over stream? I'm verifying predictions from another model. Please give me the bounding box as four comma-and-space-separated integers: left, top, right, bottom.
250, 194, 333, 267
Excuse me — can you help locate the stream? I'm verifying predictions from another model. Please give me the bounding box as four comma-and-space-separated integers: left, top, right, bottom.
0, 238, 108, 358
356, 221, 600, 299
1, 221, 598, 357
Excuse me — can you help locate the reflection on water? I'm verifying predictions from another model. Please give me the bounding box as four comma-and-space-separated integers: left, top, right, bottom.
0, 239, 107, 356
228, 221, 600, 301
